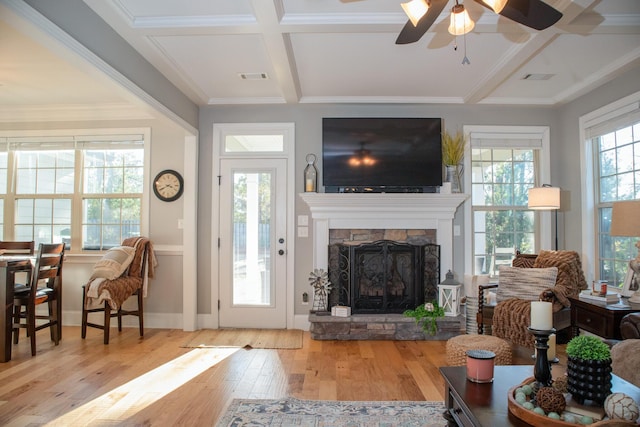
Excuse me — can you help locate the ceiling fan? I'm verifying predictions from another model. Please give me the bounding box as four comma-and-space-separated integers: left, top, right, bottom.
395, 0, 563, 44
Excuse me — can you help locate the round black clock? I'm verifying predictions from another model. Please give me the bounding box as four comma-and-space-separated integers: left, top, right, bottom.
153, 169, 184, 202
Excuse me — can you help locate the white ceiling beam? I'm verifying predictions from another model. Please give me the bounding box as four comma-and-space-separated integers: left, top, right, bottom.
250, 0, 301, 104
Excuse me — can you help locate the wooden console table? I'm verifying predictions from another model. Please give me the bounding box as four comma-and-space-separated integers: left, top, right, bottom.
568, 296, 640, 340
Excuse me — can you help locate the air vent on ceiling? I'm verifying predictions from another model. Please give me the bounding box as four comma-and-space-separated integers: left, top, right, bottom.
522, 73, 554, 81
239, 72, 268, 80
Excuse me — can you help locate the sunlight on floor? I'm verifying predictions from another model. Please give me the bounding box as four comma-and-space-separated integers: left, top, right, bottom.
45, 347, 239, 426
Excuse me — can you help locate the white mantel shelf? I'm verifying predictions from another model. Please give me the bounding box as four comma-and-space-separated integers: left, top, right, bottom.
299, 192, 468, 281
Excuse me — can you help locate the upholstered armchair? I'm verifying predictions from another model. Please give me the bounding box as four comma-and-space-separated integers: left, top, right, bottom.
477, 250, 588, 347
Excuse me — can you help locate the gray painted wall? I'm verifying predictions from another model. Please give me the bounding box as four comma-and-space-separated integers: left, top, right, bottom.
199, 103, 562, 315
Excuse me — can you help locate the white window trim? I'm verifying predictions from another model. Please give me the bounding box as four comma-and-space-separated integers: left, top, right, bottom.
579, 90, 640, 284
463, 125, 551, 276
0, 127, 151, 255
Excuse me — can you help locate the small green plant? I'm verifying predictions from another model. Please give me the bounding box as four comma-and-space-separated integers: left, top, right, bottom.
566, 335, 611, 361
403, 302, 445, 336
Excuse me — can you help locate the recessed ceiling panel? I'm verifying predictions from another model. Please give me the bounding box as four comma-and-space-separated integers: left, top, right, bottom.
151, 34, 282, 99
488, 33, 640, 102
291, 32, 516, 101
283, 0, 400, 15
116, 0, 253, 18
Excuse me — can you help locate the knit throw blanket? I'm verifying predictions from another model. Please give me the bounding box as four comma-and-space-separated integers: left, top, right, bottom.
85, 237, 157, 310
492, 299, 535, 347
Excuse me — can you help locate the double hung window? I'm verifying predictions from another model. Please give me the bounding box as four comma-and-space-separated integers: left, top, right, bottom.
583, 94, 640, 288
466, 126, 550, 277
0, 130, 147, 251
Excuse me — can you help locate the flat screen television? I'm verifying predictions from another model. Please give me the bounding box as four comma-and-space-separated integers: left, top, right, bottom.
322, 117, 443, 192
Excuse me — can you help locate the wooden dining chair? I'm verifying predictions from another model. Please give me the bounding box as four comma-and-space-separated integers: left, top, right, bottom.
82, 237, 153, 344
0, 240, 35, 255
12, 243, 65, 356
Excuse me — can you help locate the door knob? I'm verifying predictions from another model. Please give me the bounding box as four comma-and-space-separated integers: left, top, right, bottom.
278, 249, 285, 255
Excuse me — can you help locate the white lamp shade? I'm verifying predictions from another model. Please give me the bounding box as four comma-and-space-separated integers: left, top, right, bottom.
611, 200, 640, 237
401, 0, 429, 27
482, 0, 507, 13
528, 187, 560, 210
448, 4, 475, 35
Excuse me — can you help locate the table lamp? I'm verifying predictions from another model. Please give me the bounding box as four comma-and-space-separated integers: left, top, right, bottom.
528, 185, 561, 250
610, 200, 640, 302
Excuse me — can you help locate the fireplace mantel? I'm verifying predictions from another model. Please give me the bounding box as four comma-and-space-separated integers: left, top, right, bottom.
300, 192, 467, 281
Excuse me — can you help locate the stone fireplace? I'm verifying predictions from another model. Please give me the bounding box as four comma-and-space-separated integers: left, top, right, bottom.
300, 192, 467, 340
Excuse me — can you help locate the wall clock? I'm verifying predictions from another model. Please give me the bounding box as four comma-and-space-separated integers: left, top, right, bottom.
153, 169, 184, 202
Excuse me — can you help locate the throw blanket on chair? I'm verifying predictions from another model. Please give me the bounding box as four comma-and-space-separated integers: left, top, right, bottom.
493, 299, 536, 347
84, 237, 157, 310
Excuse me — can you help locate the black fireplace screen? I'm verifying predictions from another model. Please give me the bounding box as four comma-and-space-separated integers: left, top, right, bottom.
329, 240, 440, 314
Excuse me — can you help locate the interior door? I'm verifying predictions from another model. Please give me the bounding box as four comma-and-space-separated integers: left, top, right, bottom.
218, 158, 287, 328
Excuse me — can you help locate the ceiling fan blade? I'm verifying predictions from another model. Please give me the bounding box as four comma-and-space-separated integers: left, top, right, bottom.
474, 0, 562, 30
395, 0, 449, 45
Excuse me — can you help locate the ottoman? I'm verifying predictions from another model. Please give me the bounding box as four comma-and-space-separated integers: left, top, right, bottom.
446, 334, 512, 366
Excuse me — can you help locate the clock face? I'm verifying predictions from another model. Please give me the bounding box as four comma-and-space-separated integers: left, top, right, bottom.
153, 170, 184, 202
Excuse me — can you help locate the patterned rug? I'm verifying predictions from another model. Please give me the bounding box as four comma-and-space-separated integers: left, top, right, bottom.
216, 397, 447, 426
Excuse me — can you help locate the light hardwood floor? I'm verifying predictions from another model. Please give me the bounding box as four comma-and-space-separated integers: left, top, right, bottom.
0, 326, 550, 426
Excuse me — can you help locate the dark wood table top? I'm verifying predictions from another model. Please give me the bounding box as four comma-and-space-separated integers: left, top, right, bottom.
439, 365, 640, 426
568, 295, 640, 312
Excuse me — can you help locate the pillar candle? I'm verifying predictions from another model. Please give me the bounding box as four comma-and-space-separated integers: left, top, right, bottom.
548, 333, 556, 360
530, 301, 553, 330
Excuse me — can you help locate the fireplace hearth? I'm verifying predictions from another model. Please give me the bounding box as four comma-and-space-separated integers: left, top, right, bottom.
330, 240, 440, 314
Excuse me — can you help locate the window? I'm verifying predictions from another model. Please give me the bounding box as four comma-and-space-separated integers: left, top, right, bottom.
464, 126, 551, 277
583, 94, 640, 289
0, 130, 148, 251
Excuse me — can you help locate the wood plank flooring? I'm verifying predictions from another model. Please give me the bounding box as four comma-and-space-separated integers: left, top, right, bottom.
0, 326, 548, 426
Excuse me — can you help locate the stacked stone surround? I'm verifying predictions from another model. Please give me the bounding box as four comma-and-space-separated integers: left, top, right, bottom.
327, 228, 438, 309
309, 313, 464, 340
329, 228, 436, 245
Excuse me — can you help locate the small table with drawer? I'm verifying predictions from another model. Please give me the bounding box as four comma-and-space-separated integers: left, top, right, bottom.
568, 296, 640, 340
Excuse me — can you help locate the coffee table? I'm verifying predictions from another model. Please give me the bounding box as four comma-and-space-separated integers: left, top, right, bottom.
439, 365, 640, 426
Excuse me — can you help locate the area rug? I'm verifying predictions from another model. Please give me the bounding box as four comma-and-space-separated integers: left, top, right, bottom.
216, 397, 447, 426
181, 328, 303, 349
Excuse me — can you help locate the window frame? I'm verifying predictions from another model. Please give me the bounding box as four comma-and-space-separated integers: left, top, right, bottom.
464, 125, 552, 277
580, 90, 640, 286
0, 128, 150, 254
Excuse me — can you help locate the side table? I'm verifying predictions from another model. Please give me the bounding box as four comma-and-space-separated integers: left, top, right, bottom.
568, 296, 640, 340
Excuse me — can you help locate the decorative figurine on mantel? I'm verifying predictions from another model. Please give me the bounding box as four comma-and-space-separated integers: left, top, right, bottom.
309, 268, 332, 313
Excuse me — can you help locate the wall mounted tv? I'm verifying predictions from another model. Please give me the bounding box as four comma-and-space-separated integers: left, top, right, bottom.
322, 117, 443, 193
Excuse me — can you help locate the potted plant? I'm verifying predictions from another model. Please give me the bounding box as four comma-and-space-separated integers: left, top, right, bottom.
441, 129, 467, 192
565, 335, 612, 405
403, 301, 445, 336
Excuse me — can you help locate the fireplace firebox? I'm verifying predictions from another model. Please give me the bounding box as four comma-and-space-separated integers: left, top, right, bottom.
330, 240, 440, 314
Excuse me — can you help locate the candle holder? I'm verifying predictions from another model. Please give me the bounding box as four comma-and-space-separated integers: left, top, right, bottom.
528, 327, 556, 388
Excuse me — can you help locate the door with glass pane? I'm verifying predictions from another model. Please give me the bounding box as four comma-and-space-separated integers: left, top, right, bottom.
219, 158, 287, 328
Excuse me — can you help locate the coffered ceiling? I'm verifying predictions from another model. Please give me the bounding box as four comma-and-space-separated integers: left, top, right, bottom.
0, 0, 639, 123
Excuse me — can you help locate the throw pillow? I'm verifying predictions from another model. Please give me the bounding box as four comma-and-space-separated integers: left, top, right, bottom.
90, 246, 136, 280
533, 250, 589, 296
496, 265, 558, 303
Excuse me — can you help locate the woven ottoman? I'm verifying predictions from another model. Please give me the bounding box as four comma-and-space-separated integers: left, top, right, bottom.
446, 334, 512, 366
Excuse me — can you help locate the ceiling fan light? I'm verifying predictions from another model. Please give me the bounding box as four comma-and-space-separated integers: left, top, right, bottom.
401, 0, 430, 27
448, 3, 475, 36
483, 0, 507, 13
